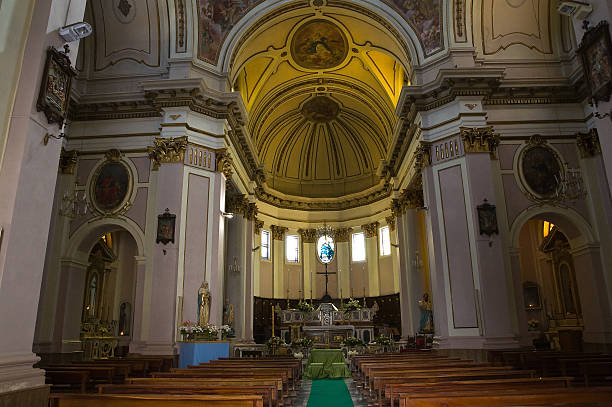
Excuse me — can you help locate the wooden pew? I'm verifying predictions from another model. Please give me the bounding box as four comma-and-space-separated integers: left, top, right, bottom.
49, 393, 264, 407
579, 361, 612, 386
386, 377, 572, 407
163, 367, 292, 393
398, 388, 612, 407
45, 370, 90, 393
97, 384, 277, 407
45, 366, 117, 385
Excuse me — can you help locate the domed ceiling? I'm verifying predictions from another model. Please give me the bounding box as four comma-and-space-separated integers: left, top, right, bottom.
230, 5, 411, 200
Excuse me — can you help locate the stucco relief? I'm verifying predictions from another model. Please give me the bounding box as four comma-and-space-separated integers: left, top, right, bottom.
197, 0, 443, 65
481, 0, 552, 55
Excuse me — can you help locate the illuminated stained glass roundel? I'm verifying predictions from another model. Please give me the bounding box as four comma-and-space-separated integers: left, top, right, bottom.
317, 235, 335, 264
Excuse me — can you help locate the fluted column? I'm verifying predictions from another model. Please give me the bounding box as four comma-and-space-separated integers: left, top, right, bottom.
335, 228, 351, 299
299, 229, 316, 300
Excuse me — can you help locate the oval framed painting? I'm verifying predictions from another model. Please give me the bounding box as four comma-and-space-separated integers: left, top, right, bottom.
291, 19, 348, 70
91, 160, 132, 213
519, 145, 562, 199
317, 235, 335, 264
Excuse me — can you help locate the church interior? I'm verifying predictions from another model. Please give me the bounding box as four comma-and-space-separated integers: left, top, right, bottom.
1, 0, 612, 406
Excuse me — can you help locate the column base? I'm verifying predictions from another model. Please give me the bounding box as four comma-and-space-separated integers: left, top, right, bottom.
0, 353, 45, 394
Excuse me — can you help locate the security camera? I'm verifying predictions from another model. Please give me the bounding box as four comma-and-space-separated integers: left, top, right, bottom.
59, 22, 93, 42
557, 1, 592, 19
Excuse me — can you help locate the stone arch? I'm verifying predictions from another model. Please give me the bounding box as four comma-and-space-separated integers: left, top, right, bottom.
215, 0, 429, 73
66, 217, 146, 264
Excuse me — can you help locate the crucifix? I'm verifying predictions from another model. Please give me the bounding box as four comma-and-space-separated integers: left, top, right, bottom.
317, 263, 336, 302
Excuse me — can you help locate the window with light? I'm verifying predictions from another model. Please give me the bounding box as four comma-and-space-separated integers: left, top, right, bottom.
261, 230, 270, 260
379, 226, 391, 256
352, 232, 366, 262
286, 235, 300, 263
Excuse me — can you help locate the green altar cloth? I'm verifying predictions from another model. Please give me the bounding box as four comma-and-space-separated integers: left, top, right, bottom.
304, 349, 351, 379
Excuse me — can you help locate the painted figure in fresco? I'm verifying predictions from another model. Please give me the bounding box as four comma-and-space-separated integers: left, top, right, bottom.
418, 292, 433, 332
198, 281, 211, 326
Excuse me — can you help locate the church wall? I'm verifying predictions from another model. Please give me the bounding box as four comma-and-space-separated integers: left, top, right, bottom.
379, 254, 395, 295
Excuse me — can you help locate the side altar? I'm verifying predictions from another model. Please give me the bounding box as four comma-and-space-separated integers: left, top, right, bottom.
278, 302, 376, 346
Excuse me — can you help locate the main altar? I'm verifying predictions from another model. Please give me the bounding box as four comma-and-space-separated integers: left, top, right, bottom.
278, 302, 377, 346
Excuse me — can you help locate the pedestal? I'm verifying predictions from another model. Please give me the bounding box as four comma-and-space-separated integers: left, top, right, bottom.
178, 342, 230, 368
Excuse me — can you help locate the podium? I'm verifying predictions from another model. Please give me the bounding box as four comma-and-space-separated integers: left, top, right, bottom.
178, 341, 230, 368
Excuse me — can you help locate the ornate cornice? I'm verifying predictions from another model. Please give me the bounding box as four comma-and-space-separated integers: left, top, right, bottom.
334, 227, 352, 243
147, 136, 187, 170
576, 128, 601, 158
460, 127, 499, 159
216, 149, 234, 183
415, 141, 432, 169
391, 187, 425, 217
59, 148, 78, 174
271, 225, 287, 241
361, 221, 379, 238
298, 228, 317, 244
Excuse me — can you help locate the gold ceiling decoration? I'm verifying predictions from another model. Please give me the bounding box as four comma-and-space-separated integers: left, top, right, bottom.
290, 19, 348, 70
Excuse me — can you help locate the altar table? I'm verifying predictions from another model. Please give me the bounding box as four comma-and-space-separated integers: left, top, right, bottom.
304, 348, 350, 379
178, 341, 230, 368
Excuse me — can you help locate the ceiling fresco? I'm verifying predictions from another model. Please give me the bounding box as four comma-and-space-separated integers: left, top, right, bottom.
197, 0, 443, 66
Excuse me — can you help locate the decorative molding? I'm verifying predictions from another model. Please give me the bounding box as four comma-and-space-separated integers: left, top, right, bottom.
226, 193, 258, 220
526, 134, 546, 146
385, 216, 396, 232
454, 0, 466, 41
361, 221, 379, 238
334, 227, 352, 243
460, 126, 500, 159
415, 142, 432, 169
576, 129, 601, 158
147, 136, 188, 170
215, 150, 234, 184
298, 228, 317, 244
271, 225, 288, 241
105, 149, 123, 162
174, 0, 186, 52
391, 187, 425, 217
59, 148, 78, 174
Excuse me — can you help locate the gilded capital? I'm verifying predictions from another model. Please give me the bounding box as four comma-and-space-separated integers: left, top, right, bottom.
147, 136, 188, 170
271, 225, 288, 240
404, 188, 424, 209
361, 221, 379, 238
58, 148, 78, 174
226, 194, 258, 220
254, 218, 264, 235
298, 228, 317, 243
460, 127, 499, 159
385, 216, 396, 231
414, 142, 432, 169
576, 129, 601, 158
334, 227, 352, 243
216, 150, 234, 181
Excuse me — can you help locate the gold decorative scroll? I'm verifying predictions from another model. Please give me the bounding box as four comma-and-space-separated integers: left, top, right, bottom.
216, 150, 234, 182
385, 216, 396, 231
298, 228, 317, 244
59, 148, 78, 174
254, 219, 264, 234
147, 136, 188, 170
334, 227, 352, 243
361, 221, 379, 238
414, 142, 432, 169
271, 225, 288, 240
576, 129, 601, 158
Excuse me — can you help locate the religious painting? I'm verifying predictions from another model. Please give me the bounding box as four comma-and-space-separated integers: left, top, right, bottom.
156, 209, 176, 245
197, 0, 265, 64
520, 146, 562, 198
36, 47, 76, 126
302, 96, 340, 122
578, 21, 612, 103
317, 235, 335, 264
476, 199, 498, 237
386, 0, 442, 56
92, 161, 131, 212
291, 20, 348, 70
523, 282, 541, 310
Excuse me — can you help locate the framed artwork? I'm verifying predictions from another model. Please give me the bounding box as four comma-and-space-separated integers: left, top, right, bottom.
92, 161, 131, 213
523, 281, 541, 310
156, 209, 176, 245
578, 21, 612, 103
476, 199, 498, 237
520, 145, 562, 199
36, 46, 76, 126
291, 20, 348, 69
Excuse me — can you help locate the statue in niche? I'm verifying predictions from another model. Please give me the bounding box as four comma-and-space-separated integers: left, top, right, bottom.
418, 293, 433, 333
223, 298, 235, 337
198, 282, 211, 326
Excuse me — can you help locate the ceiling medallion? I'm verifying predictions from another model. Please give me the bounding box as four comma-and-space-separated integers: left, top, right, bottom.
291, 20, 348, 70
113, 0, 136, 24
302, 96, 339, 122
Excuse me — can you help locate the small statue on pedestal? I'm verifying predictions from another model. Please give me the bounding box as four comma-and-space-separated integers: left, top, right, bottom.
198, 281, 211, 326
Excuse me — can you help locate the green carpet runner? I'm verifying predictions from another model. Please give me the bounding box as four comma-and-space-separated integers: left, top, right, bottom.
306, 379, 354, 407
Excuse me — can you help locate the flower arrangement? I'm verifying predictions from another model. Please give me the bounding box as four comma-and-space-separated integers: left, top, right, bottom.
527, 319, 540, 331
179, 321, 222, 340
347, 350, 359, 357
201, 323, 219, 337
343, 336, 364, 348
296, 300, 314, 313
343, 298, 362, 313
371, 335, 393, 346
293, 352, 304, 359
291, 337, 314, 350
179, 321, 196, 335
266, 336, 285, 349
